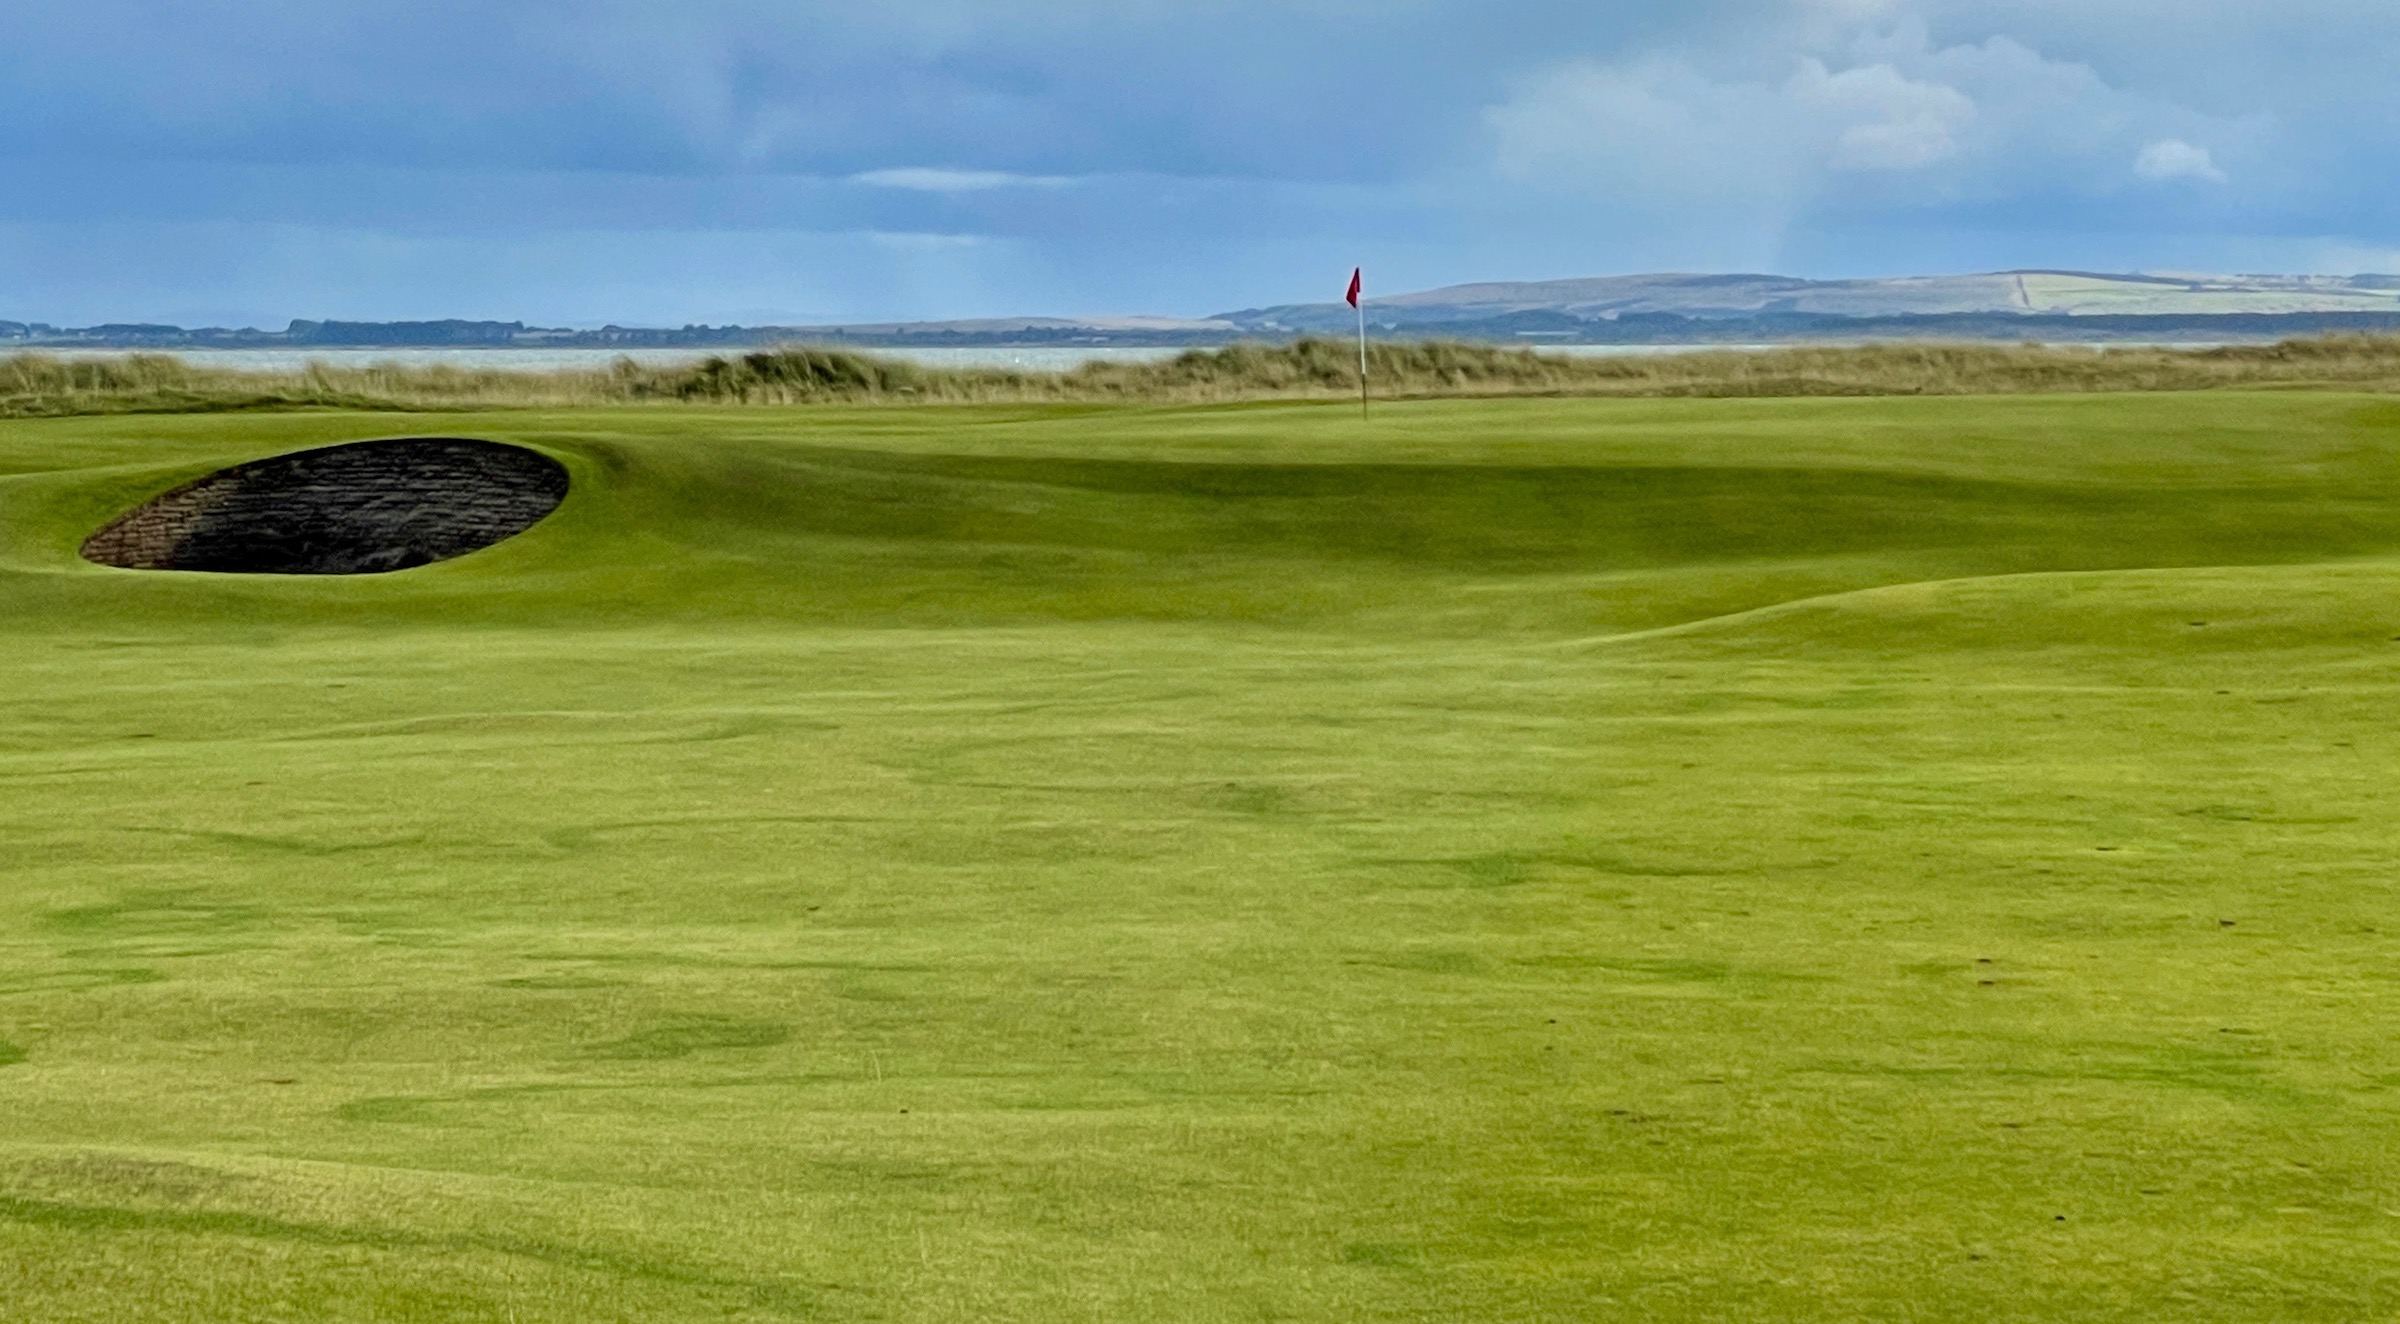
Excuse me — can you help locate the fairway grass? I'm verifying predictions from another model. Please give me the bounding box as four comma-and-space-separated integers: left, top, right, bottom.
4, 393, 2400, 1320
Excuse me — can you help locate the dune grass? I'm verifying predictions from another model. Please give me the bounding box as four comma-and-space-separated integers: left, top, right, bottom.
14, 333, 2400, 418
4, 392, 2400, 1319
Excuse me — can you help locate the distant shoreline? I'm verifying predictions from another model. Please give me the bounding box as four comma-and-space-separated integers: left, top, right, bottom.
7, 311, 2397, 354
21, 265, 2400, 352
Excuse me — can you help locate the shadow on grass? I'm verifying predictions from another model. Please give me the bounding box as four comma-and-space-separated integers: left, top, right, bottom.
0, 1192, 821, 1316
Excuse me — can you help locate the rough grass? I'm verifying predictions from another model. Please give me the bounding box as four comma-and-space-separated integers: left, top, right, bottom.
6, 393, 2400, 1320
15, 333, 2400, 417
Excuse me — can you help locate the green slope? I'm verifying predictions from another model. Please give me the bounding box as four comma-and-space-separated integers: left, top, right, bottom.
3, 394, 2400, 1320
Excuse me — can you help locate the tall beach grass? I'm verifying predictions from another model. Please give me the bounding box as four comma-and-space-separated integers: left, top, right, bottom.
12, 335, 2400, 417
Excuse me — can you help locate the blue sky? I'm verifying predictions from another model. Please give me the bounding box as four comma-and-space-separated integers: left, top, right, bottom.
1, 0, 2393, 326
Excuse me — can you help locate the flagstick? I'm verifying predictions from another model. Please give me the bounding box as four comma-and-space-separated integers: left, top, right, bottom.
1355, 290, 1370, 422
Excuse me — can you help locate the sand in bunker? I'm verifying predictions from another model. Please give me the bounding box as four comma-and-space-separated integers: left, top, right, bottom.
82, 438, 569, 575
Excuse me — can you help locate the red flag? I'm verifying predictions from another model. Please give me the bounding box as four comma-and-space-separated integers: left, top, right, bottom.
1345, 268, 1362, 309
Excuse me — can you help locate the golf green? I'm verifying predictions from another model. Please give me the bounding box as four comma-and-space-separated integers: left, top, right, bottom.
3, 393, 2398, 1320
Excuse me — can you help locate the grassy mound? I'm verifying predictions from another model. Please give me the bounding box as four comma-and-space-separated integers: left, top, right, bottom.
2, 392, 2400, 1319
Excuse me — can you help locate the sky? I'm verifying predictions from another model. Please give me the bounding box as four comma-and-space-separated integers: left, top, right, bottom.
0, 0, 2394, 327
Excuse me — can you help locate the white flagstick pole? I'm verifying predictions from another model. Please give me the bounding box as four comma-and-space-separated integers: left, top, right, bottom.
1355, 272, 1369, 422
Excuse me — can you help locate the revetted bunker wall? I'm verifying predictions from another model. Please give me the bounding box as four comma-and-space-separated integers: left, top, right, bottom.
81, 438, 569, 575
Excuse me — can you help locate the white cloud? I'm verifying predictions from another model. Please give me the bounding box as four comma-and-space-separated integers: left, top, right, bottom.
1787, 57, 1975, 170
1483, 47, 1985, 224
864, 229, 991, 249
1484, 5, 2261, 257
1487, 59, 1790, 195
2134, 138, 2227, 183
850, 167, 1074, 193
1798, 0, 1905, 17
2306, 241, 2400, 276
1483, 59, 1811, 263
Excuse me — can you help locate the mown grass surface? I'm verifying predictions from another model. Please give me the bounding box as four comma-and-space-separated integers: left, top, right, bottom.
4, 393, 2400, 1320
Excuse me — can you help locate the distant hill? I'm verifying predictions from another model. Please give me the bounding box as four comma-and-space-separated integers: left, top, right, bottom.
1216, 271, 2400, 339
12, 271, 2400, 350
